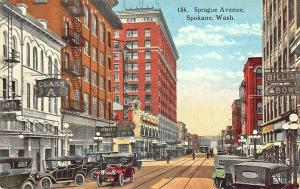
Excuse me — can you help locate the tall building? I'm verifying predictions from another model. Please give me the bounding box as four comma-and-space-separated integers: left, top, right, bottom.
113, 8, 179, 146
10, 0, 122, 155
0, 1, 65, 171
244, 57, 263, 136
261, 0, 300, 163
239, 81, 246, 135
231, 99, 242, 142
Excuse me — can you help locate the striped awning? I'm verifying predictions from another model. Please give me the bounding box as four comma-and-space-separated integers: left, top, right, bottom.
258, 143, 274, 153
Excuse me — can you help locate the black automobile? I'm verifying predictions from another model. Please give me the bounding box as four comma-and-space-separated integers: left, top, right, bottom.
0, 157, 35, 189
39, 156, 87, 189
84, 151, 117, 180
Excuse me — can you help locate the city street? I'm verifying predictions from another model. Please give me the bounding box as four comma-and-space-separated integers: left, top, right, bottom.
52, 154, 214, 189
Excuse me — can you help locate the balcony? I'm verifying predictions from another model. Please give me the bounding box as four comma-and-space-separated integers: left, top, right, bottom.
62, 61, 81, 76
62, 0, 84, 17
63, 29, 84, 47
3, 46, 20, 63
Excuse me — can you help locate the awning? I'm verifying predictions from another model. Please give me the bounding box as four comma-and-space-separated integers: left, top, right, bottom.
258, 143, 274, 153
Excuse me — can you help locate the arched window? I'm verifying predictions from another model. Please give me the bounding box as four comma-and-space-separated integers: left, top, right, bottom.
40, 50, 44, 73
48, 56, 52, 76
11, 36, 17, 51
100, 23, 105, 43
257, 102, 263, 114
54, 59, 58, 79
256, 67, 262, 78
26, 43, 30, 67
92, 14, 97, 35
33, 47, 38, 70
3, 31, 8, 58
83, 6, 89, 27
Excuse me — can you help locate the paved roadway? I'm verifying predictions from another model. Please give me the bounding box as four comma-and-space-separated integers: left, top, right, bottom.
51, 154, 215, 189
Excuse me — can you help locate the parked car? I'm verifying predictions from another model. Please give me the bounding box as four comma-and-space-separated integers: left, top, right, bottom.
232, 161, 299, 189
96, 153, 135, 187
0, 157, 35, 189
39, 156, 87, 189
85, 151, 117, 180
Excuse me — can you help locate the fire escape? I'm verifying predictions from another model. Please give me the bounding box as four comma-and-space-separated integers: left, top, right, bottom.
62, 0, 85, 112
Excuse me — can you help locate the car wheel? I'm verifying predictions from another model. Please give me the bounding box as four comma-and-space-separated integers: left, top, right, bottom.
75, 173, 85, 186
40, 177, 52, 189
96, 175, 102, 187
90, 170, 98, 181
130, 171, 134, 182
118, 173, 124, 186
21, 181, 34, 189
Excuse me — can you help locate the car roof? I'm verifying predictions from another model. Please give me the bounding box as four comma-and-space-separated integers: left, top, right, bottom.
44, 156, 84, 161
85, 151, 117, 155
103, 152, 134, 158
0, 157, 32, 163
235, 161, 288, 170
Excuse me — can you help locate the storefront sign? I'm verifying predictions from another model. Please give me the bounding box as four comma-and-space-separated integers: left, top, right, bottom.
35, 78, 68, 97
261, 124, 273, 134
0, 100, 21, 112
265, 72, 300, 84
264, 85, 300, 96
95, 126, 118, 138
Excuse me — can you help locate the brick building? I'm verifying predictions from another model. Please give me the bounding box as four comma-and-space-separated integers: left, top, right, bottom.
243, 57, 263, 136
10, 0, 122, 155
231, 99, 242, 142
112, 8, 179, 146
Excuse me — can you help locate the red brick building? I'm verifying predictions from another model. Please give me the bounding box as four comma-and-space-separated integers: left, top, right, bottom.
112, 8, 179, 145
243, 57, 263, 136
11, 0, 122, 154
231, 99, 242, 142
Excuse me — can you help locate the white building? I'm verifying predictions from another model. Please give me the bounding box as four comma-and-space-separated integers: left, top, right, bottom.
0, 1, 65, 172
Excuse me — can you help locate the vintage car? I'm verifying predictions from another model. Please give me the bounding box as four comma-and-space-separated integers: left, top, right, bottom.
232, 162, 299, 189
84, 151, 117, 180
0, 157, 35, 189
39, 156, 87, 189
96, 153, 135, 186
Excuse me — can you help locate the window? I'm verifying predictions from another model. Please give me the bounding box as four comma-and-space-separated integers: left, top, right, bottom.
26, 83, 30, 108
114, 64, 119, 70
145, 73, 151, 81
100, 76, 105, 90
3, 32, 7, 58
257, 102, 263, 114
257, 120, 263, 127
108, 80, 111, 92
2, 78, 7, 99
100, 23, 105, 43
114, 84, 120, 93
64, 22, 69, 37
84, 40, 89, 55
41, 97, 44, 111
92, 71, 98, 85
33, 0, 48, 3
145, 62, 151, 70
114, 73, 119, 81
145, 40, 151, 48
118, 144, 129, 153
84, 67, 90, 82
257, 85, 262, 95
83, 6, 89, 27
113, 41, 119, 49
48, 56, 52, 76
256, 67, 262, 78
126, 51, 138, 60
40, 50, 44, 72
64, 52, 69, 70
92, 46, 98, 62
114, 53, 119, 60
84, 93, 89, 114
48, 97, 53, 113
145, 84, 151, 92
33, 85, 38, 110
32, 47, 38, 70
125, 63, 138, 71
145, 106, 152, 113
54, 97, 58, 114
114, 96, 120, 103
126, 41, 138, 49
93, 97, 98, 115
108, 32, 111, 48
114, 31, 119, 38
126, 73, 138, 81
145, 95, 151, 102
92, 14, 97, 35
100, 100, 105, 117
108, 58, 112, 70
145, 51, 151, 59
26, 43, 30, 67
11, 80, 16, 99
126, 29, 138, 37
54, 59, 58, 79
100, 53, 105, 67
145, 29, 151, 37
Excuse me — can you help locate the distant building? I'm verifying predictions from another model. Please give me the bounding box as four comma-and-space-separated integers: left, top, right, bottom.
231, 99, 242, 142
239, 81, 246, 135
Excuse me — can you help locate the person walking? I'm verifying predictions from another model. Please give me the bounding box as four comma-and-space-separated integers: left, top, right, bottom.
166, 153, 170, 164
192, 151, 195, 160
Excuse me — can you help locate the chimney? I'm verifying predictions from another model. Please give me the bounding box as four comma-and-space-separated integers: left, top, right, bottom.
38, 19, 48, 29
16, 3, 28, 15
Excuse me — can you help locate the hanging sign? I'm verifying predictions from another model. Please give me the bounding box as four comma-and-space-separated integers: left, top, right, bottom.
35, 78, 68, 97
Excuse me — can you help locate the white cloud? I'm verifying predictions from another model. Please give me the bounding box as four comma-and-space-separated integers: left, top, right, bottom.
174, 23, 262, 47
194, 51, 222, 61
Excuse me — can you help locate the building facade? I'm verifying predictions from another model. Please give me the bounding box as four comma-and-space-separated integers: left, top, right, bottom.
0, 1, 65, 171
231, 99, 242, 143
10, 0, 122, 155
244, 57, 263, 136
112, 8, 179, 146
239, 81, 246, 135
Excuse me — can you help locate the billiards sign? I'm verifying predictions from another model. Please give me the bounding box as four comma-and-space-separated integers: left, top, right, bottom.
35, 78, 68, 97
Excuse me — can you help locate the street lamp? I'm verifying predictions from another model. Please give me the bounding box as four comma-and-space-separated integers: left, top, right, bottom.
282, 113, 299, 185
238, 136, 246, 157
62, 123, 73, 156
129, 137, 136, 153
94, 132, 103, 152
249, 129, 261, 159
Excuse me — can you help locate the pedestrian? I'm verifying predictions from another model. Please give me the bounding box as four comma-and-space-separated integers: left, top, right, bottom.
192, 151, 195, 160
166, 153, 170, 164
206, 152, 209, 159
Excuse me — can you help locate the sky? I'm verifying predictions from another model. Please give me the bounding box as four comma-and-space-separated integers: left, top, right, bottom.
114, 0, 263, 136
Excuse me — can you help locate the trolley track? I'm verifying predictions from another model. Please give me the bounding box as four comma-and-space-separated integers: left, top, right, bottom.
182, 158, 207, 189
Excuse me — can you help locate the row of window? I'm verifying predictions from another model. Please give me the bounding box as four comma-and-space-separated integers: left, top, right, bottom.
113, 51, 151, 60
113, 83, 151, 93
83, 67, 110, 90
113, 40, 151, 49
83, 93, 107, 117
83, 41, 112, 68
125, 29, 151, 37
